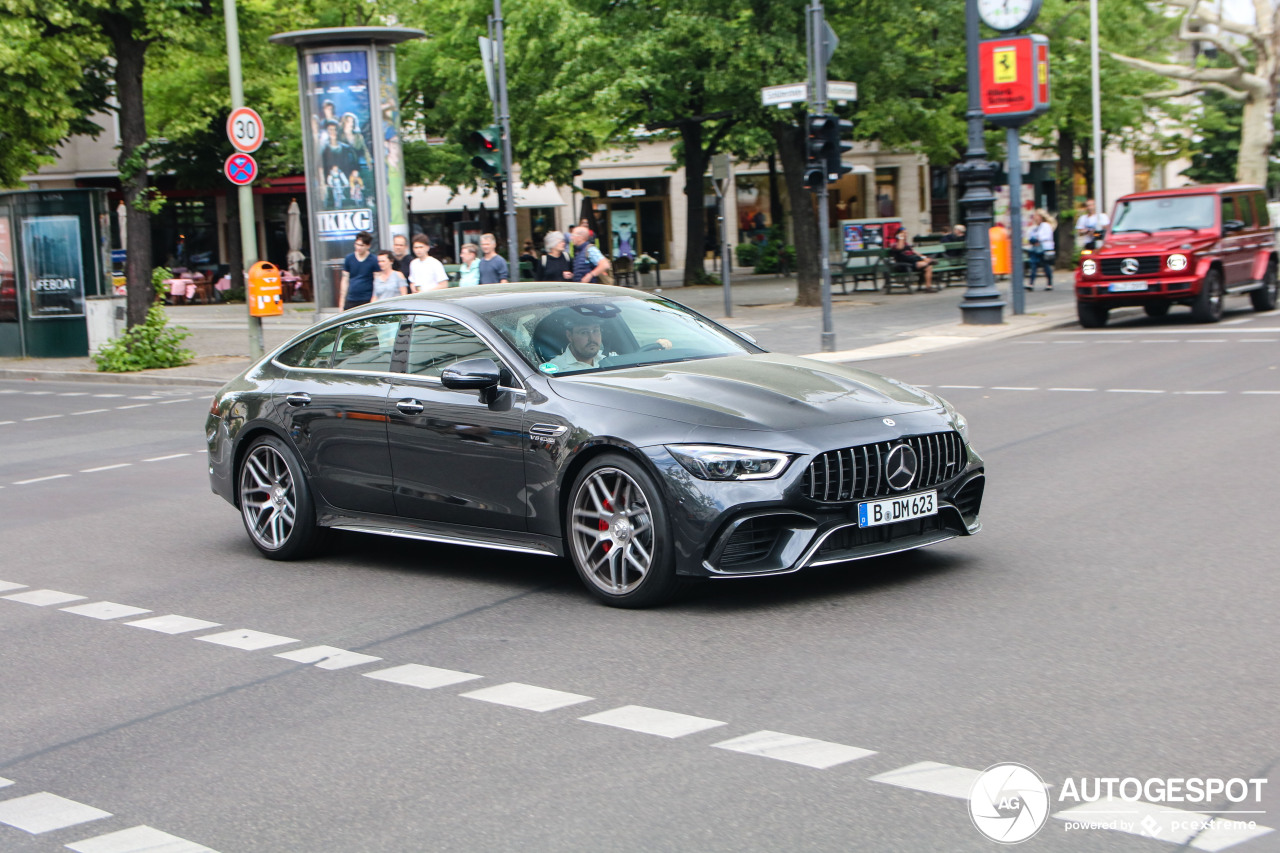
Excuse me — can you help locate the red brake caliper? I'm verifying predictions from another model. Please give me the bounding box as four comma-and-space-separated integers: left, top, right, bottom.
600, 498, 613, 552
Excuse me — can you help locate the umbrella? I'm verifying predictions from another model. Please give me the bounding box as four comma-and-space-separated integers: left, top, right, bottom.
116, 201, 127, 250
285, 198, 306, 274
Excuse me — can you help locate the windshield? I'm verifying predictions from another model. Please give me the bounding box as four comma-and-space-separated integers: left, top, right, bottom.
1111, 195, 1216, 233
481, 294, 759, 376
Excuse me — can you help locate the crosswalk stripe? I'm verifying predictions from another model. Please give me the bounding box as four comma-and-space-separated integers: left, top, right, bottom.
60, 602, 152, 621
461, 682, 594, 713
0, 581, 27, 593
0, 777, 11, 788
125, 615, 222, 635
712, 730, 876, 769
0, 792, 112, 834
2, 589, 87, 607
363, 663, 482, 690
65, 824, 218, 853
1053, 800, 1274, 851
195, 629, 298, 651
579, 705, 727, 738
275, 645, 382, 670
869, 761, 982, 799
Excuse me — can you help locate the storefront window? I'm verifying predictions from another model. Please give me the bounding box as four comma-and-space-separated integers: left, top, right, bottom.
875, 168, 898, 217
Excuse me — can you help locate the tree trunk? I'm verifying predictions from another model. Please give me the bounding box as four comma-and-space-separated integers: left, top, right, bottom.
1236, 94, 1274, 185
774, 121, 820, 307
1055, 130, 1076, 270
767, 153, 785, 230
108, 21, 153, 329
226, 188, 243, 292
680, 121, 709, 285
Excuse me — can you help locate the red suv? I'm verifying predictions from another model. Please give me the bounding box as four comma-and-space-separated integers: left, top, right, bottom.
1075, 184, 1278, 327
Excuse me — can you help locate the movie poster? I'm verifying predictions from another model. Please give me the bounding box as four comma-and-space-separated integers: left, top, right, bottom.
377, 47, 408, 244
22, 215, 85, 318
610, 209, 638, 258
305, 50, 377, 270
0, 216, 16, 322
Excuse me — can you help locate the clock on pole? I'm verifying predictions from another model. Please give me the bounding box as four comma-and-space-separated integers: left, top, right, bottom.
977, 0, 1043, 31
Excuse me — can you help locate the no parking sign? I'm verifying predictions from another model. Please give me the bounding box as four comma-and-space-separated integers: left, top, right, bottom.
224, 153, 258, 186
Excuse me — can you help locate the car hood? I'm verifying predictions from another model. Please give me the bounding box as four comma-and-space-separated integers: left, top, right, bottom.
1097, 231, 1214, 254
551, 353, 942, 431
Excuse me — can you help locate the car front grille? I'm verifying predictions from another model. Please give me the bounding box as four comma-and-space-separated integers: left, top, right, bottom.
802, 431, 965, 503
719, 518, 781, 568
1100, 256, 1161, 276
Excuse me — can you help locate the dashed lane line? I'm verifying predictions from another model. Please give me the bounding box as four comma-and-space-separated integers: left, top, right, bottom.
461, 682, 594, 713
143, 453, 190, 463
1047, 387, 1097, 392
274, 645, 383, 671
1106, 389, 1166, 394
0, 791, 111, 834
22, 414, 62, 421
71, 409, 111, 416
0, 777, 9, 788
869, 760, 982, 799
579, 705, 727, 739
66, 824, 219, 853
115, 404, 151, 410
81, 464, 132, 473
12, 474, 71, 485
0, 581, 26, 593
712, 730, 876, 770
60, 601, 152, 621
2, 589, 86, 607
125, 615, 222, 635
363, 663, 483, 691
195, 629, 299, 651
5, 450, 201, 487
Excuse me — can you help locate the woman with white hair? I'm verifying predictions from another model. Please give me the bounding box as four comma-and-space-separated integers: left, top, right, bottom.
1025, 209, 1057, 291
537, 230, 573, 282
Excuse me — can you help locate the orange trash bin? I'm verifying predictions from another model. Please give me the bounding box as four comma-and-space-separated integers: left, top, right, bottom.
247, 261, 283, 317
988, 224, 1011, 276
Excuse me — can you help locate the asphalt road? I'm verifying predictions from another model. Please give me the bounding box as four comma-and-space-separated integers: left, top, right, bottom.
0, 302, 1277, 853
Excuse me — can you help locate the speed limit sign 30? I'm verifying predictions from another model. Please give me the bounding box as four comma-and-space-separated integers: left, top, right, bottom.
227, 107, 264, 153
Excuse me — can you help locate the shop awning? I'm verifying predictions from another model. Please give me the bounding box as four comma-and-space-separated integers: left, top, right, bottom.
408, 183, 566, 213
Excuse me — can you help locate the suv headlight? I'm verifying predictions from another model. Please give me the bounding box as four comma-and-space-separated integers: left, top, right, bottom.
666, 445, 791, 481
939, 396, 970, 442
1167, 253, 1188, 271
1082, 259, 1097, 276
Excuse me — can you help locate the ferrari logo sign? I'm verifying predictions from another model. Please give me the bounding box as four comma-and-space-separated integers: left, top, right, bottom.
993, 47, 1018, 83
979, 34, 1051, 127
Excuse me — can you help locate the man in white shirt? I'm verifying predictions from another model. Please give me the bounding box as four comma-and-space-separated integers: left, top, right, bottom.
549, 317, 605, 370
408, 234, 450, 292
1076, 199, 1110, 249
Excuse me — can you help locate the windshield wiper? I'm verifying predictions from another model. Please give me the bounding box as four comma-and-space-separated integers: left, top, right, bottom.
1112, 228, 1153, 235
1156, 225, 1202, 232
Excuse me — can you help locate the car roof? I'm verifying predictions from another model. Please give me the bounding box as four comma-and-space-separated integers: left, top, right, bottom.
1117, 183, 1265, 202
338, 282, 649, 319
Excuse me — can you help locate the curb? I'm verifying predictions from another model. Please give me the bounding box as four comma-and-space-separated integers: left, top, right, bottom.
0, 368, 228, 387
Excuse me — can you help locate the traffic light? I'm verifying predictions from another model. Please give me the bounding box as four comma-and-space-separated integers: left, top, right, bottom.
468, 126, 503, 178
825, 116, 853, 182
804, 114, 830, 189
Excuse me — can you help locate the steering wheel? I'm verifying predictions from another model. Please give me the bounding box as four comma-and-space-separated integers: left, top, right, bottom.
639, 342, 667, 352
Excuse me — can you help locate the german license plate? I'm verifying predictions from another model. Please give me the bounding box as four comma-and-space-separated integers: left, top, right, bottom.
1109, 281, 1148, 292
858, 491, 937, 527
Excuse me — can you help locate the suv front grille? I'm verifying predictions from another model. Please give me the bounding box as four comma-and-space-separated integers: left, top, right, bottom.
1100, 256, 1162, 276
803, 431, 966, 503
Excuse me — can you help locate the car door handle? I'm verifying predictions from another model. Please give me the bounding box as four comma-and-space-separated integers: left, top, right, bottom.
396, 398, 425, 415
285, 392, 311, 407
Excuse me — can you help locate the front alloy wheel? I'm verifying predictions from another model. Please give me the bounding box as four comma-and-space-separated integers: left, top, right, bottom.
1251, 262, 1278, 312
568, 455, 679, 607
239, 435, 323, 559
1191, 268, 1225, 323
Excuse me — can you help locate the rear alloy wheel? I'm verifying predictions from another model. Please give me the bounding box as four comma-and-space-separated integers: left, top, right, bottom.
568, 454, 680, 607
1143, 302, 1170, 318
1251, 261, 1278, 312
1077, 302, 1109, 328
238, 434, 324, 560
1191, 268, 1225, 323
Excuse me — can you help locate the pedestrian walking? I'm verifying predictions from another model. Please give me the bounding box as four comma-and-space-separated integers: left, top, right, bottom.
338, 231, 377, 310
370, 251, 408, 301
570, 226, 611, 284
457, 243, 481, 287
538, 231, 573, 283
1076, 198, 1110, 250
390, 233, 412, 276
1026, 209, 1057, 291
478, 233, 510, 284
408, 233, 449, 292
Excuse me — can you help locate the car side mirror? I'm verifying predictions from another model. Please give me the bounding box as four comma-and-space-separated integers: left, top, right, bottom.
441, 357, 502, 390
1223, 219, 1245, 233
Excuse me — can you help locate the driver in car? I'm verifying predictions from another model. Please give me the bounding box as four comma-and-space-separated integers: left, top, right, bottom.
549, 313, 673, 371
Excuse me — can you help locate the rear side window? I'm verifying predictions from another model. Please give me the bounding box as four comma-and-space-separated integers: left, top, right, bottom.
1253, 193, 1270, 227
1222, 195, 1246, 227
403, 316, 499, 378
276, 326, 339, 370
331, 315, 405, 372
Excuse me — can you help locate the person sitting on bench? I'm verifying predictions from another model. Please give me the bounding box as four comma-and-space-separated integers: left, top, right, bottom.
890, 232, 936, 292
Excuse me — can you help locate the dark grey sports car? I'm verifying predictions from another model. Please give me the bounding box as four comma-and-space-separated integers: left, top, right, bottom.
207, 284, 984, 607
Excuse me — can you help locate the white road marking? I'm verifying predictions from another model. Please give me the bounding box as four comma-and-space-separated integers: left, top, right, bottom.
1014, 340, 1046, 344
1239, 339, 1278, 343
23, 414, 63, 421
461, 682, 594, 713
24, 391, 54, 395
1048, 387, 1096, 392
363, 663, 482, 690
0, 792, 111, 834
195, 629, 298, 651
0, 777, 11, 787
92, 394, 124, 398
1095, 339, 1134, 343
1052, 800, 1273, 851
72, 409, 110, 416
61, 602, 152, 621
0, 389, 16, 393
1141, 339, 1181, 343
0, 581, 27, 593
991, 386, 1038, 391
126, 615, 222, 635
869, 761, 982, 799
3, 589, 87, 607
157, 398, 192, 405
937, 385, 982, 389
274, 646, 383, 671
1177, 390, 1228, 395
82, 464, 132, 473
579, 705, 727, 739
128, 396, 161, 400
1242, 390, 1280, 395
712, 730, 876, 769
1190, 339, 1228, 343
1106, 389, 1166, 394
1053, 340, 1086, 344
13, 474, 72, 485
66, 824, 218, 853
57, 392, 89, 396
143, 453, 190, 463
115, 404, 150, 410
0, 421, 13, 425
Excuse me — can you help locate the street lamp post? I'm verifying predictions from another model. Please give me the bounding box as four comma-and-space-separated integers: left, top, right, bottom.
958, 0, 1006, 325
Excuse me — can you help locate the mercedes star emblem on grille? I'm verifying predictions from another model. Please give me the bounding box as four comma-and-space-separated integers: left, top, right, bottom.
1121, 258, 1140, 275
884, 443, 918, 491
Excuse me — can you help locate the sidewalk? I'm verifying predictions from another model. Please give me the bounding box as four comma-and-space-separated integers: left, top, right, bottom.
0, 276, 1080, 387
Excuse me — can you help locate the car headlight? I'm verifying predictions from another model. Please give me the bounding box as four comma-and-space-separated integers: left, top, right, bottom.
1167, 253, 1188, 271
1082, 259, 1097, 276
938, 396, 970, 443
665, 445, 791, 481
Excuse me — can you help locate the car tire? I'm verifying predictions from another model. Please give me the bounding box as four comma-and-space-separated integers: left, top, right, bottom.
1191, 268, 1225, 323
1143, 302, 1170, 318
238, 434, 325, 560
566, 453, 682, 608
1077, 302, 1109, 328
1250, 261, 1278, 312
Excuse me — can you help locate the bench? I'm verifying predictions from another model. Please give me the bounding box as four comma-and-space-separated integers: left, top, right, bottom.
935, 242, 968, 286
878, 250, 920, 293
838, 249, 883, 293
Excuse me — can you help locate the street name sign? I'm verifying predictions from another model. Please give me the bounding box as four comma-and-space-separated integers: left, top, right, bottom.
226, 107, 264, 154
224, 152, 259, 186
761, 83, 807, 108
828, 81, 858, 104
